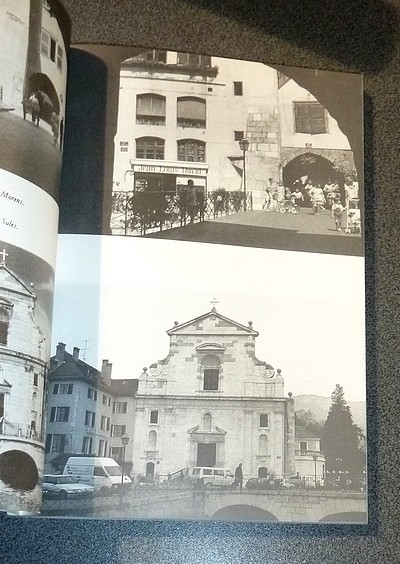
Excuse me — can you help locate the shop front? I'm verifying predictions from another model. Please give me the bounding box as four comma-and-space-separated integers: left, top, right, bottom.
131, 160, 209, 195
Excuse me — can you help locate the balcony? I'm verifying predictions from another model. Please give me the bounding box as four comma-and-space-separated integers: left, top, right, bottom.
295, 449, 324, 459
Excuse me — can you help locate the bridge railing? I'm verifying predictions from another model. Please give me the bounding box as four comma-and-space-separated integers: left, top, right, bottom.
111, 189, 253, 236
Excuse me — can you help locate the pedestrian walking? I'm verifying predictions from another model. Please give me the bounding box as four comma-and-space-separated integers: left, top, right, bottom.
331, 194, 347, 231
51, 111, 60, 146
186, 179, 197, 223
29, 93, 40, 126
234, 463, 243, 490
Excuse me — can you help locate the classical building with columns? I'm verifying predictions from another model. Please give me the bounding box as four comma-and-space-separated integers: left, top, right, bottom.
131, 306, 295, 482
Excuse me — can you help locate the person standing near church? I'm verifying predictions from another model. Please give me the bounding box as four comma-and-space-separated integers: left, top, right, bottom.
234, 463, 243, 490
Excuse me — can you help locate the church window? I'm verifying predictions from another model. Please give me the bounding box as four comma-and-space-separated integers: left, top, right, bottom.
148, 430, 157, 449
149, 410, 159, 424
259, 413, 269, 428
201, 355, 221, 391
202, 412, 212, 432
259, 434, 268, 456
0, 298, 13, 346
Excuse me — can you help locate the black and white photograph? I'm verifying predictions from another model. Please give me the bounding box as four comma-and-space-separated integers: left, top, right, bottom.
107, 49, 363, 256
0, 0, 69, 198
0, 240, 54, 514
45, 234, 366, 523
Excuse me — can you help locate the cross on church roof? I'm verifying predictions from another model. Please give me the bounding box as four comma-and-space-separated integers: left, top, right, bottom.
0, 249, 8, 264
210, 297, 219, 312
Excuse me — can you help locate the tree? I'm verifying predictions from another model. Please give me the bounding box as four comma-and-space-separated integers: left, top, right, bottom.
321, 384, 365, 476
295, 409, 324, 438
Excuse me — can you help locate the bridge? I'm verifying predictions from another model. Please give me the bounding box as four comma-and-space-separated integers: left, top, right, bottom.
88, 487, 367, 523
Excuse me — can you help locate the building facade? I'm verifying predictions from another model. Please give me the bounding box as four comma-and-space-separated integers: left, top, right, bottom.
45, 343, 137, 473
0, 0, 67, 125
130, 307, 295, 482
111, 49, 355, 233
0, 250, 47, 511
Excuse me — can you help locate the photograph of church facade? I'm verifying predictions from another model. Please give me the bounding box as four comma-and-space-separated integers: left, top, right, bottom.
0, 244, 52, 514
45, 306, 332, 494
110, 49, 361, 255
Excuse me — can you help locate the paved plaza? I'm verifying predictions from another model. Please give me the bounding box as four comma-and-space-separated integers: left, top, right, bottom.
145, 209, 363, 256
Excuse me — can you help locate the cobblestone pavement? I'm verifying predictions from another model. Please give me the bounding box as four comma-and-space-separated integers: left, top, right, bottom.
145, 209, 363, 256
0, 111, 61, 199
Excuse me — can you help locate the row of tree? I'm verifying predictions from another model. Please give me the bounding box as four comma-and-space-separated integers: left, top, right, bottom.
295, 384, 366, 476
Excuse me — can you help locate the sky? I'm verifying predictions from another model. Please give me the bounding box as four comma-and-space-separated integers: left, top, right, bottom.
52, 234, 366, 402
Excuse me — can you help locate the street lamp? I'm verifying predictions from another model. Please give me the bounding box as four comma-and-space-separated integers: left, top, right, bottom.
120, 433, 130, 485
312, 454, 318, 488
239, 138, 250, 211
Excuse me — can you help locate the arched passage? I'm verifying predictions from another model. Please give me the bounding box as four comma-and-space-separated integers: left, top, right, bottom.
27, 73, 60, 124
212, 504, 279, 521
283, 152, 345, 206
0, 449, 39, 490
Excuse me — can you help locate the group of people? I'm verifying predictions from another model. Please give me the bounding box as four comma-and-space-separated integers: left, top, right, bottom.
21, 91, 63, 148
263, 175, 360, 232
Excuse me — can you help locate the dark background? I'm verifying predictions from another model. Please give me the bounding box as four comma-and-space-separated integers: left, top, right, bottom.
1, 0, 399, 562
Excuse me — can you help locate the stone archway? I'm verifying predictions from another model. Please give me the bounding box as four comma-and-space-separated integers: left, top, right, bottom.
212, 504, 279, 521
0, 449, 39, 490
27, 72, 60, 124
320, 511, 367, 523
283, 151, 346, 206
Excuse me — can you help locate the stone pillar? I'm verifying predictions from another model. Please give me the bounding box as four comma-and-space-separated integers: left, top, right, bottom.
284, 397, 296, 475
246, 104, 281, 209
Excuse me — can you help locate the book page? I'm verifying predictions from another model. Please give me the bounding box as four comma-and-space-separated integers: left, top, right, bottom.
50, 46, 366, 523
0, 0, 69, 514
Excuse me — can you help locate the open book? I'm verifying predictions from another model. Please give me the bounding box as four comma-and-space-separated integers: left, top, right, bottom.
0, 0, 366, 523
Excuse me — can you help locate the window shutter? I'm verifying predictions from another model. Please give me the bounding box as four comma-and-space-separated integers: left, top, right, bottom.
45, 434, 52, 453
68, 384, 73, 394
53, 384, 59, 394
50, 407, 55, 422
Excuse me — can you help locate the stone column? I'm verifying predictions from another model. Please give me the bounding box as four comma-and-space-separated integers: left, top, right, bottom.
246, 104, 281, 209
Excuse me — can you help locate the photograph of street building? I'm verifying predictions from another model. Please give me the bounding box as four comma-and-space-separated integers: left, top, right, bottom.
0, 240, 54, 514
0, 0, 69, 198
110, 49, 363, 256
45, 235, 366, 523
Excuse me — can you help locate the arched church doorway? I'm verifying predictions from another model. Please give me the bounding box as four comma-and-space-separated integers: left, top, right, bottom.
258, 467, 268, 478
26, 73, 60, 125
283, 152, 345, 207
146, 461, 155, 482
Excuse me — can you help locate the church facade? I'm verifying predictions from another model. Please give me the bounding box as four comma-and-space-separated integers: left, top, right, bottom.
131, 307, 295, 482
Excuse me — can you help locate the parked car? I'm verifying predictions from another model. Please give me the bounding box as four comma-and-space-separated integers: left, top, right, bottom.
190, 467, 234, 488
63, 457, 131, 494
43, 474, 95, 499
245, 478, 280, 490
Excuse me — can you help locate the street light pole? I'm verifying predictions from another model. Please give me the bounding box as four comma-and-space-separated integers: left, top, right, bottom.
239, 138, 250, 211
120, 433, 130, 485
313, 454, 318, 488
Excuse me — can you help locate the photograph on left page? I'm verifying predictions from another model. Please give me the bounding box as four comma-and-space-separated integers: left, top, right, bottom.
0, 240, 54, 514
0, 0, 68, 514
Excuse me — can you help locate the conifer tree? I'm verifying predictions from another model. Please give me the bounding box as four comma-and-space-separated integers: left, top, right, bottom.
321, 384, 365, 476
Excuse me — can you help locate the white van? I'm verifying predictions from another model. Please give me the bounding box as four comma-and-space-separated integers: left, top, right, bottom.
191, 467, 234, 488
63, 457, 132, 494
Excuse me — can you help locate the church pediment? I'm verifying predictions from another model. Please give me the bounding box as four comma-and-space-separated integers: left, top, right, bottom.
188, 425, 227, 435
167, 310, 258, 336
0, 265, 36, 298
